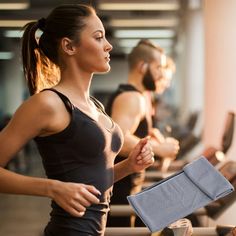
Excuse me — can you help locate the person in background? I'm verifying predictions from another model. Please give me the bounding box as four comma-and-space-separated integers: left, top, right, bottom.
150, 55, 176, 128
106, 39, 179, 227
147, 55, 178, 171
0, 4, 154, 236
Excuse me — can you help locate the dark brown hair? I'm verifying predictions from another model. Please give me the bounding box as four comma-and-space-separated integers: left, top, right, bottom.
21, 4, 95, 95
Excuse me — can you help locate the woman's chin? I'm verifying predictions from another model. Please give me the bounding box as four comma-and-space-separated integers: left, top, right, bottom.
93, 63, 111, 74
105, 65, 111, 73
100, 65, 111, 73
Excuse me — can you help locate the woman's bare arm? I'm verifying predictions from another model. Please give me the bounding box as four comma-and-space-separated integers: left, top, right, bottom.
0, 91, 100, 217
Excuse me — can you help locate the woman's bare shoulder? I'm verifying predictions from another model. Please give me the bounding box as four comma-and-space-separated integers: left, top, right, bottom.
11, 90, 68, 134
25, 90, 63, 113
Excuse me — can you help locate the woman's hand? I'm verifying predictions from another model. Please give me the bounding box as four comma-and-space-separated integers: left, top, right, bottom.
49, 181, 101, 217
127, 136, 155, 173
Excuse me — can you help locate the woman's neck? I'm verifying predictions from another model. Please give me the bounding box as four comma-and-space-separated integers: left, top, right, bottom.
55, 67, 93, 103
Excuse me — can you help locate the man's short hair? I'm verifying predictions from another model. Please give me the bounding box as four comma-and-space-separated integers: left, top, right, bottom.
128, 39, 164, 70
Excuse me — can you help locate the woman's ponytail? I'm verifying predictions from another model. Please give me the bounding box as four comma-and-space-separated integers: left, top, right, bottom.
21, 20, 60, 95
21, 21, 40, 95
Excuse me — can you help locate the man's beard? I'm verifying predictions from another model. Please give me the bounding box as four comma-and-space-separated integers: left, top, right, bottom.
142, 67, 156, 91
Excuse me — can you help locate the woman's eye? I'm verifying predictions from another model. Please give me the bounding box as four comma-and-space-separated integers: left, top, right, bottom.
96, 36, 103, 41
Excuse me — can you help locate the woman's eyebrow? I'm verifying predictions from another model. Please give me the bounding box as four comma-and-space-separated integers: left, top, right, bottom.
92, 29, 104, 35
93, 29, 104, 34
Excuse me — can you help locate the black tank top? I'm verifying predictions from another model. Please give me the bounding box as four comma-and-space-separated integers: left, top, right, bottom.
34, 89, 123, 236
106, 84, 149, 139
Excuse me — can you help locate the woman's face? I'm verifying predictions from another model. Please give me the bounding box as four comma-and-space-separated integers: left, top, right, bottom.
73, 13, 113, 74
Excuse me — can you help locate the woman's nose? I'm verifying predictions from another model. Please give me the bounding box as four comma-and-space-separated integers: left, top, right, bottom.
105, 39, 113, 52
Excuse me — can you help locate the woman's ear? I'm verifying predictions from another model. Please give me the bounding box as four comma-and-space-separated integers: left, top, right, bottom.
61, 37, 76, 56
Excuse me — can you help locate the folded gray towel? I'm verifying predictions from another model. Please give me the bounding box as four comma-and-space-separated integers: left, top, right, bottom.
127, 156, 234, 233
